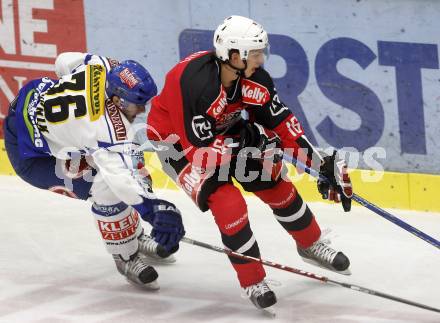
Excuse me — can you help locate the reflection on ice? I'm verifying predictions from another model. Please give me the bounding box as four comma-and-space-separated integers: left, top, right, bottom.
0, 176, 439, 322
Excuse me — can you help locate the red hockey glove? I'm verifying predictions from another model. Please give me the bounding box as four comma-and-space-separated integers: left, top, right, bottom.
317, 150, 353, 212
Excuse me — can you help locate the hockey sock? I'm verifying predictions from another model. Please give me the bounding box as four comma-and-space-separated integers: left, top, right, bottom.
254, 180, 321, 249
208, 184, 266, 287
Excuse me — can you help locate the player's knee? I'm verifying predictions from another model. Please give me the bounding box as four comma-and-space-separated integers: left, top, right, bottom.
254, 179, 297, 209
273, 190, 314, 232
207, 184, 261, 261
254, 179, 314, 231
208, 184, 248, 236
49, 186, 79, 199
221, 222, 261, 261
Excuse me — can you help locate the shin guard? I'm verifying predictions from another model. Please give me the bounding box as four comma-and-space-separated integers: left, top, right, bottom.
92, 202, 142, 260
255, 180, 321, 249
208, 184, 266, 287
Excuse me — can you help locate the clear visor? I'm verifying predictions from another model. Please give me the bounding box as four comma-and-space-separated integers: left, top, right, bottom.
120, 98, 146, 111
248, 45, 270, 61
119, 98, 147, 123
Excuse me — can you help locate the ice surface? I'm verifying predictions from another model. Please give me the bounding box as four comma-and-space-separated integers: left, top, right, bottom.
0, 175, 439, 322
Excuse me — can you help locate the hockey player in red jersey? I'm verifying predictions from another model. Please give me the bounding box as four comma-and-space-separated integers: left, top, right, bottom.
147, 16, 353, 309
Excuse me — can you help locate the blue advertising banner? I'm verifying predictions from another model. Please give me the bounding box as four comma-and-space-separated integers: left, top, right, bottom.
36, 0, 440, 174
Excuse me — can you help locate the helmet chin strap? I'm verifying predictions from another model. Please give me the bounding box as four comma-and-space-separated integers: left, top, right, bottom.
226, 59, 247, 77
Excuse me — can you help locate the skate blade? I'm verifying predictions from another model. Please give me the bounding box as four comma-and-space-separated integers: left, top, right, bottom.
139, 253, 177, 265
300, 257, 352, 276
144, 280, 160, 290
261, 306, 276, 318
127, 279, 161, 291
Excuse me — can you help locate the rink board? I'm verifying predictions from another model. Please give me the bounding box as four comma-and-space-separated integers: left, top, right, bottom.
1, 139, 439, 212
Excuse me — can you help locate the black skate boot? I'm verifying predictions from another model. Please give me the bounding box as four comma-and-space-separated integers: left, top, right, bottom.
113, 252, 159, 290
137, 233, 176, 264
297, 240, 351, 275
243, 280, 277, 309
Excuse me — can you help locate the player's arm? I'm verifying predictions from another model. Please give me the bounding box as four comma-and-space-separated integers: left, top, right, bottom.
91, 148, 185, 250
251, 70, 353, 211
55, 52, 88, 77
55, 52, 119, 77
246, 69, 321, 170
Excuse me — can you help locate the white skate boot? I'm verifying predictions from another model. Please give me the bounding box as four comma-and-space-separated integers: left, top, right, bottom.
242, 280, 277, 309
297, 240, 351, 275
137, 233, 176, 264
113, 252, 160, 290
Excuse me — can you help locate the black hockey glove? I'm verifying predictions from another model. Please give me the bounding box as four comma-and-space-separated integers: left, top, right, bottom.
317, 150, 353, 212
238, 122, 283, 162
150, 199, 185, 254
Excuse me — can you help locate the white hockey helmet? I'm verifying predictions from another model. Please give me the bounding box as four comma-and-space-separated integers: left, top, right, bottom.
213, 15, 269, 61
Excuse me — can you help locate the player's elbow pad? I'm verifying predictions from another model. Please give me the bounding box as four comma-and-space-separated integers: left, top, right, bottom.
55, 52, 87, 77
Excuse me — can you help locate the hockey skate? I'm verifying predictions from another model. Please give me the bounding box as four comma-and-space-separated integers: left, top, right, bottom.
137, 233, 176, 264
242, 280, 277, 310
113, 252, 160, 290
297, 240, 351, 275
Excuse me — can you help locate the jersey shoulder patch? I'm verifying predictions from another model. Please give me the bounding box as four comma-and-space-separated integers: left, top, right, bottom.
85, 64, 106, 121
105, 99, 127, 141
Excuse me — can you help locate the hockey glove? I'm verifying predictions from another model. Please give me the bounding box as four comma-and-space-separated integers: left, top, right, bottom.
238, 122, 283, 163
317, 150, 353, 212
150, 199, 185, 253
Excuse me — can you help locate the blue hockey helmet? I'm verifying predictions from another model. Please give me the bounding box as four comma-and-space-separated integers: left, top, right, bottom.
106, 60, 157, 105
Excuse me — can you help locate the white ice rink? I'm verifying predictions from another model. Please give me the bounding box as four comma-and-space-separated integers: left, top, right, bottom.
0, 175, 439, 323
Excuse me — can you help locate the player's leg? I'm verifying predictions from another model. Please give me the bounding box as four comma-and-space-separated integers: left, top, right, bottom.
90, 173, 159, 289
155, 144, 276, 309
244, 160, 350, 273
3, 109, 93, 200
207, 183, 277, 309
249, 175, 322, 249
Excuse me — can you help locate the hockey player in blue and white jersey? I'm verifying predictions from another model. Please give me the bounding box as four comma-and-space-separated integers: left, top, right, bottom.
3, 52, 185, 290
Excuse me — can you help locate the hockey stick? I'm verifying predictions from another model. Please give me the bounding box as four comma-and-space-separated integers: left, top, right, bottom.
282, 153, 440, 250
181, 236, 440, 313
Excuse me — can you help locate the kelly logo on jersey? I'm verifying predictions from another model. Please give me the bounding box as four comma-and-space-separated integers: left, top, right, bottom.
207, 87, 227, 119
119, 68, 139, 89
177, 164, 211, 206
241, 79, 270, 106
179, 165, 202, 196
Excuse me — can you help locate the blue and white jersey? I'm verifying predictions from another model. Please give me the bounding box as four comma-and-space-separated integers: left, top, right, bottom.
55, 52, 120, 79
14, 52, 154, 207
23, 63, 134, 160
